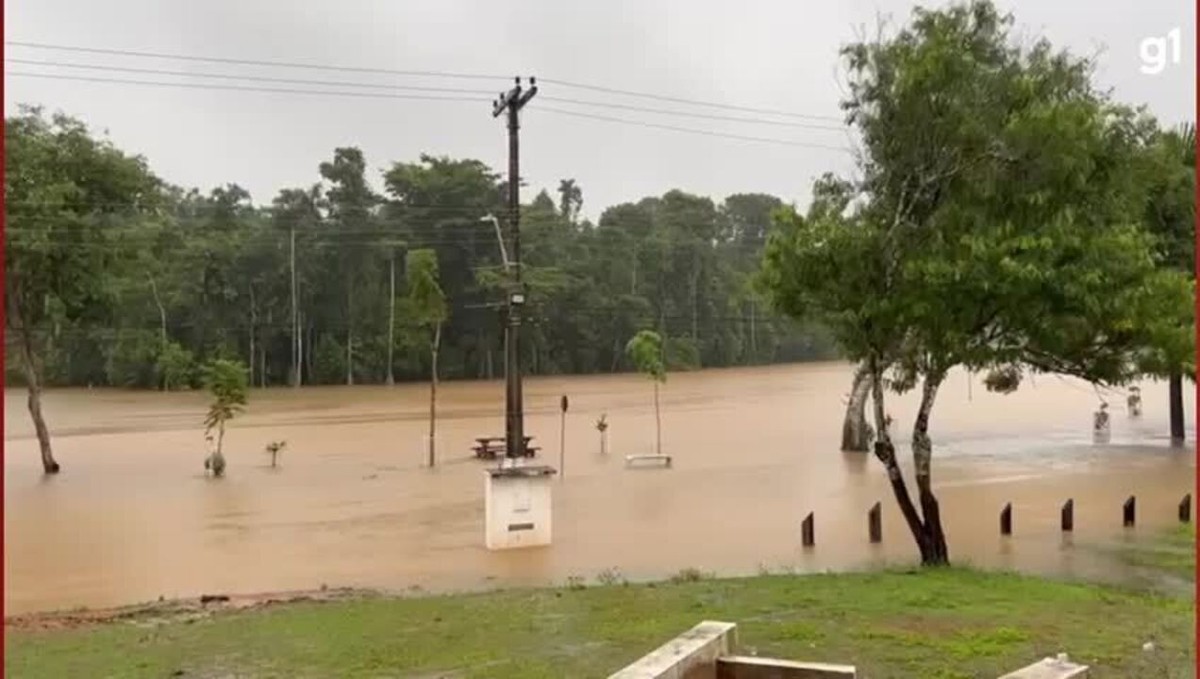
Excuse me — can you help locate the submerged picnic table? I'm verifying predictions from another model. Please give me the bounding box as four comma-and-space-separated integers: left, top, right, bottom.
472, 436, 539, 460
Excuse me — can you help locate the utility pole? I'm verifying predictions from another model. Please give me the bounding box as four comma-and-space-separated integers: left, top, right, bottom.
290, 226, 300, 387
493, 76, 537, 459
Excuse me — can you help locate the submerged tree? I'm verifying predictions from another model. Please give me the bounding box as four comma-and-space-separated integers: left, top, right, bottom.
762, 0, 1193, 565
202, 359, 249, 477
1141, 122, 1197, 442
405, 249, 448, 467
5, 106, 164, 474
626, 330, 667, 455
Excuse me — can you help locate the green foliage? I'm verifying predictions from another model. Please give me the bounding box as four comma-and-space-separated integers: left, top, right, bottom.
764, 0, 1193, 392
202, 359, 248, 447
104, 330, 159, 388
404, 249, 447, 330
625, 330, 666, 382
0, 108, 848, 391
156, 341, 196, 391
312, 334, 347, 385
663, 337, 700, 371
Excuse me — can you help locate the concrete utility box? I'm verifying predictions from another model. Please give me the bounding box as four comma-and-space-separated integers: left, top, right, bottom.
484, 464, 556, 550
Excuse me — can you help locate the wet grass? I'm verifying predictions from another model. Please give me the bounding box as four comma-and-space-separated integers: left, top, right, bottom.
7, 533, 1194, 678
1112, 523, 1196, 582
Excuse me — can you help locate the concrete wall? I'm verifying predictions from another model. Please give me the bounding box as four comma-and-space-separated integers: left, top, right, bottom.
484, 466, 554, 550
607, 621, 738, 679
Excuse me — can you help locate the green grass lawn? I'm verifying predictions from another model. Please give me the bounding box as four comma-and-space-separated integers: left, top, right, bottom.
7, 534, 1194, 678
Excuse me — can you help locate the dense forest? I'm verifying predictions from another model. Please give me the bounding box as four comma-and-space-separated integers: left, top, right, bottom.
5, 108, 836, 391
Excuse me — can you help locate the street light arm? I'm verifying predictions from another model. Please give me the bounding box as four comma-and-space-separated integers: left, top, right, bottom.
480, 214, 512, 271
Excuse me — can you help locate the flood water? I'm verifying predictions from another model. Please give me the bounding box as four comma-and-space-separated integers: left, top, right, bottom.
4, 362, 1195, 615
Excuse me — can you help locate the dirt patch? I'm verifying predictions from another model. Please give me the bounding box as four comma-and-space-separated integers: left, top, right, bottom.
5, 586, 377, 633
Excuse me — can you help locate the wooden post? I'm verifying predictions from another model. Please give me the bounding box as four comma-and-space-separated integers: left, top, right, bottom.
1179, 493, 1191, 523
1000, 503, 1012, 536
1123, 496, 1136, 527
868, 502, 882, 543
1061, 499, 1074, 532
801, 512, 815, 548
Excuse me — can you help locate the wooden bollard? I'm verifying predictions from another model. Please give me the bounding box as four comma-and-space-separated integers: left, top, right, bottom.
1000, 503, 1012, 536
1061, 499, 1074, 532
1179, 494, 1192, 523
801, 512, 815, 547
1123, 496, 1136, 527
868, 502, 882, 543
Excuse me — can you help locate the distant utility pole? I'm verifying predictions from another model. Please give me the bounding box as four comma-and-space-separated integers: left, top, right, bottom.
290, 226, 300, 387
493, 76, 537, 459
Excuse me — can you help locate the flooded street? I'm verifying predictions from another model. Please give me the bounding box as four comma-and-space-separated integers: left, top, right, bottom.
4, 362, 1195, 615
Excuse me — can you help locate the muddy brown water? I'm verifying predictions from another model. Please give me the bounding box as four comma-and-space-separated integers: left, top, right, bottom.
4, 362, 1195, 615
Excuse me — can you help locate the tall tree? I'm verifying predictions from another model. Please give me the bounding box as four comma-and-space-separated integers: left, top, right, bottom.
626, 330, 667, 456
1142, 122, 1196, 442
557, 178, 583, 224
405, 249, 448, 467
762, 0, 1193, 565
319, 147, 380, 385
5, 107, 163, 473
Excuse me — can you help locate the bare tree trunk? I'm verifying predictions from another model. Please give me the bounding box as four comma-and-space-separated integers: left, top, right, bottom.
248, 284, 256, 388
911, 374, 949, 565
653, 381, 662, 456
345, 327, 354, 386
1169, 371, 1185, 443
147, 273, 168, 388
842, 364, 873, 452
387, 253, 396, 386
428, 323, 442, 467
868, 358, 929, 562
291, 227, 299, 388
8, 284, 60, 474
749, 299, 757, 362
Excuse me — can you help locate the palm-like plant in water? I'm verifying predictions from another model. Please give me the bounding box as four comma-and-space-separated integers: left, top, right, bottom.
202, 359, 248, 477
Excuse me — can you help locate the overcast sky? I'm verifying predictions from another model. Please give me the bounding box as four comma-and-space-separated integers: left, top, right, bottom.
5, 0, 1195, 220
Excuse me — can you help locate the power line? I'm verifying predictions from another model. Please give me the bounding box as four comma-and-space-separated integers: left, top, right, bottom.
540, 95, 847, 132
7, 41, 843, 122
537, 107, 850, 152
539, 77, 843, 123
6, 41, 508, 82
5, 71, 485, 103
7, 59, 500, 95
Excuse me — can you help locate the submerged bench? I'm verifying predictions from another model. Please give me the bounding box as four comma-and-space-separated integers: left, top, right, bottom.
624, 454, 672, 468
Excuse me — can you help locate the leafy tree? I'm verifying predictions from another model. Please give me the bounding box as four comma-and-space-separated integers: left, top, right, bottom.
202, 359, 248, 477
156, 341, 196, 391
1141, 122, 1196, 441
5, 106, 163, 473
762, 0, 1193, 565
557, 178, 583, 224
405, 249, 448, 467
319, 147, 381, 385
626, 330, 667, 455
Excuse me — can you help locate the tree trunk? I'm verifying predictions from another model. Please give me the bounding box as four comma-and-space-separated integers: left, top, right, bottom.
842, 364, 873, 452
8, 286, 60, 474
387, 253, 396, 386
345, 327, 354, 386
248, 284, 256, 388
653, 381, 662, 456
749, 300, 757, 362
867, 358, 932, 564
147, 273, 167, 390
911, 374, 949, 565
1169, 371, 1185, 443
428, 323, 442, 467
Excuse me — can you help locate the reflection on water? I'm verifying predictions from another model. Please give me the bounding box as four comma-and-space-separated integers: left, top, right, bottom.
4, 362, 1195, 614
